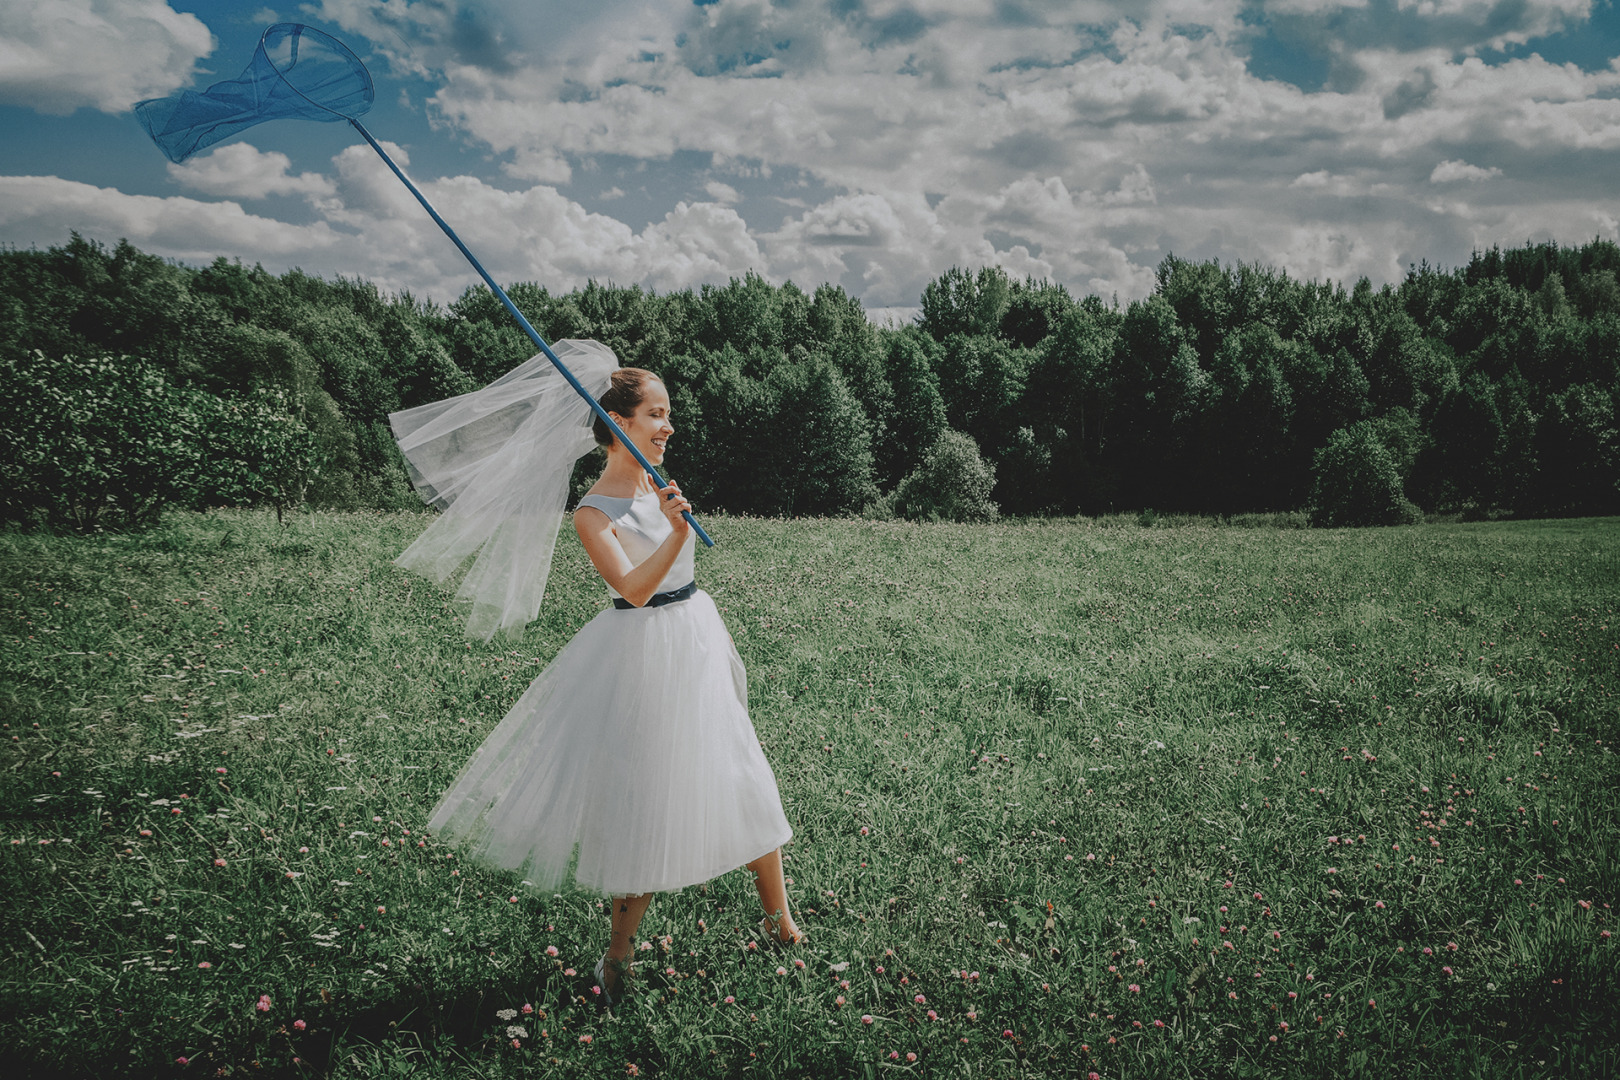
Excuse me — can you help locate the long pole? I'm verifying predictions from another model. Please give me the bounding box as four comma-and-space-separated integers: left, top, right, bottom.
349, 119, 714, 547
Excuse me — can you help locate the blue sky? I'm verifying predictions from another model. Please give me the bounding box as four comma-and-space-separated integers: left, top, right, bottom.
4, 1, 1620, 318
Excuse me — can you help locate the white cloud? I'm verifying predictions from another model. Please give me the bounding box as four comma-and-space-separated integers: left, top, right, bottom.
167, 143, 336, 200
704, 181, 742, 205
297, 143, 768, 299
0, 0, 214, 114
1266, 0, 1369, 12
1393, 0, 1590, 46
0, 175, 343, 262
1429, 159, 1501, 182
0, 150, 778, 304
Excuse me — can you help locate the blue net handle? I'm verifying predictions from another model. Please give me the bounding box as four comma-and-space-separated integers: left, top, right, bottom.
136, 23, 373, 164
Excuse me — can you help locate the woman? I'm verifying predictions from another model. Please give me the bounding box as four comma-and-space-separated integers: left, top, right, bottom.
570, 367, 802, 1001
397, 344, 801, 1010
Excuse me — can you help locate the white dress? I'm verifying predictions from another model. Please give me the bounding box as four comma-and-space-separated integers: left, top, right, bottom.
426, 490, 793, 896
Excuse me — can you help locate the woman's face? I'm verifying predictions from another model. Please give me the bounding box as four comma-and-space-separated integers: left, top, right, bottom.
609, 380, 673, 465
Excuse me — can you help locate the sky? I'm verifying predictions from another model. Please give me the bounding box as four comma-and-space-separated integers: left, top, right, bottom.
3, 1, 1620, 322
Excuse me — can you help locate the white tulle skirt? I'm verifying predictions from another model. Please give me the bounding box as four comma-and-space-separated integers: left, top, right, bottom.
426, 588, 792, 896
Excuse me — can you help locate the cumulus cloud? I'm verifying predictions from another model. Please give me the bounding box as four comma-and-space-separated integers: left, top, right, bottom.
1261, 0, 1593, 66
1429, 158, 1501, 182
0, 175, 343, 262
0, 147, 778, 303
1393, 0, 1589, 39
0, 0, 214, 114
307, 0, 519, 79
167, 144, 336, 200
704, 180, 742, 205
292, 143, 769, 298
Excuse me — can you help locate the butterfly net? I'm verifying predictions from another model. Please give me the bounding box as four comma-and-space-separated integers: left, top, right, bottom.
135, 23, 373, 164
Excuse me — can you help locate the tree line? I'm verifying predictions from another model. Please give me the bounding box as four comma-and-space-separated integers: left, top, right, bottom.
1, 233, 1616, 529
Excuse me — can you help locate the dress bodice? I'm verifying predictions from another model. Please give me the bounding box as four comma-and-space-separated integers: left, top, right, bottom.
575, 490, 696, 601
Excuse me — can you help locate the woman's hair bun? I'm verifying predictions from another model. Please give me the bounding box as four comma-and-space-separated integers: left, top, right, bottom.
594, 368, 661, 447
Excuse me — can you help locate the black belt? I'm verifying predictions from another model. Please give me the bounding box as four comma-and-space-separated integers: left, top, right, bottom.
613, 581, 696, 610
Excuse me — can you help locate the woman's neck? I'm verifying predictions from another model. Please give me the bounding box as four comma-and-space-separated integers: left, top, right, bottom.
591, 450, 659, 498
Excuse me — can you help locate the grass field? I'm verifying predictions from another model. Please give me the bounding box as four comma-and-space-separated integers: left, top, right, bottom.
2, 509, 1617, 1079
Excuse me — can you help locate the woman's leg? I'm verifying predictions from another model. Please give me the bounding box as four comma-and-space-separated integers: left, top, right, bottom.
746, 848, 803, 943
602, 892, 652, 994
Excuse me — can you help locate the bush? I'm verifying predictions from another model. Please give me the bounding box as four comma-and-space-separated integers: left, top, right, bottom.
891, 429, 999, 522
191, 388, 327, 523
0, 351, 200, 529
1308, 422, 1423, 527
0, 351, 325, 530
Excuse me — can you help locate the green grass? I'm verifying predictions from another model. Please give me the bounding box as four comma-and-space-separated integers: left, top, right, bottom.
2, 509, 1617, 1079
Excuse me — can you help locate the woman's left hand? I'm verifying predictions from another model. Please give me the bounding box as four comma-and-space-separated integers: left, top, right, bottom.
658, 481, 691, 534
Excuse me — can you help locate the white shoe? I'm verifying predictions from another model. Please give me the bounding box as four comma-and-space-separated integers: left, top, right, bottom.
594, 955, 629, 1006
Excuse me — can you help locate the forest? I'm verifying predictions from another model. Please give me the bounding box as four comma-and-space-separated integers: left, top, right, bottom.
1, 233, 1616, 529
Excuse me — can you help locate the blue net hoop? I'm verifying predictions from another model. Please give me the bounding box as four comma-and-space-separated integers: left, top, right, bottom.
135, 23, 373, 164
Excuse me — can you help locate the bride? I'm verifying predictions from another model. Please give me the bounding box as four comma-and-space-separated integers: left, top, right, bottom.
393, 342, 802, 1008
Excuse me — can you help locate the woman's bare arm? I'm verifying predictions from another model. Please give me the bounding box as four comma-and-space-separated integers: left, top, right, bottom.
574, 484, 691, 607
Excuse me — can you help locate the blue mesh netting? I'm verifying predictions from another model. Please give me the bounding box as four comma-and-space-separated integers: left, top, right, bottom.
135, 23, 373, 164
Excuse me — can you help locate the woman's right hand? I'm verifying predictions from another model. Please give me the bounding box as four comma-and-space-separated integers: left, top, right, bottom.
658, 481, 692, 534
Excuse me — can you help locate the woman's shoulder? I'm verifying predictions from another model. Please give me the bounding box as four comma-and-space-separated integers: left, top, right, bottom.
578, 481, 626, 500
577, 487, 655, 525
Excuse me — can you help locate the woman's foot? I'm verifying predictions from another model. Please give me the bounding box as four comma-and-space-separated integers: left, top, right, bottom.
595, 954, 631, 1005
759, 912, 806, 946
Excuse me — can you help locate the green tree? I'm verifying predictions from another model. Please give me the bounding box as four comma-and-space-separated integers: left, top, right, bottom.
892, 429, 998, 522
1112, 294, 1207, 507
291, 306, 397, 423
999, 277, 1075, 349
1527, 383, 1620, 516
1448, 277, 1548, 384
1419, 373, 1502, 510
1204, 323, 1296, 511
1023, 298, 1120, 513
1309, 422, 1423, 527
919, 266, 1012, 341
1288, 346, 1370, 487
806, 283, 891, 458
934, 332, 1028, 457
994, 425, 1059, 516
1156, 254, 1233, 365
377, 307, 474, 410
764, 357, 878, 517
1362, 307, 1436, 415
874, 328, 948, 487
696, 272, 789, 354
663, 347, 875, 517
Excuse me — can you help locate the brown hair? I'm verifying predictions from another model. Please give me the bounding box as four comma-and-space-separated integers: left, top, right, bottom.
593, 368, 663, 447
